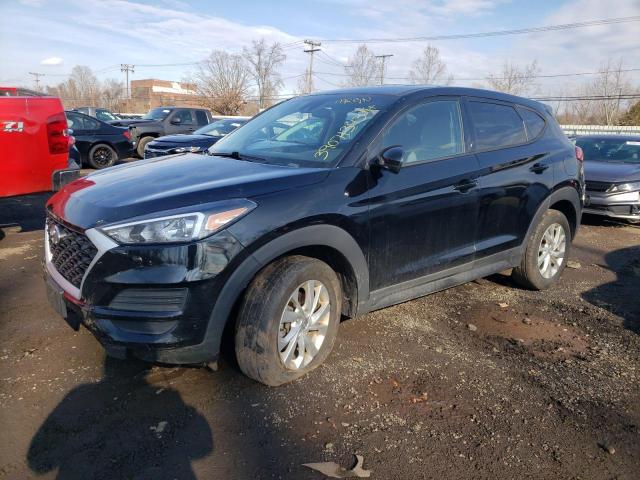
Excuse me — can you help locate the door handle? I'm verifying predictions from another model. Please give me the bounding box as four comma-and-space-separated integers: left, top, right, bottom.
453, 179, 478, 192
530, 163, 549, 174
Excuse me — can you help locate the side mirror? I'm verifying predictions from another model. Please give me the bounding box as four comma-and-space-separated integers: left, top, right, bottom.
376, 146, 404, 173
170, 117, 182, 125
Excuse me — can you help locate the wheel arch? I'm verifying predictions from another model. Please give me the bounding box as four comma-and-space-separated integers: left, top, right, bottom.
203, 224, 369, 359
525, 185, 581, 243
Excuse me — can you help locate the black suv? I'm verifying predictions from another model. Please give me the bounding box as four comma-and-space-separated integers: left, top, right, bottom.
126, 107, 214, 157
44, 86, 583, 386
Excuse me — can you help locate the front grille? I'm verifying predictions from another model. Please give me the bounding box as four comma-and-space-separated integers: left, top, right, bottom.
585, 181, 613, 193
47, 217, 98, 288
144, 147, 171, 159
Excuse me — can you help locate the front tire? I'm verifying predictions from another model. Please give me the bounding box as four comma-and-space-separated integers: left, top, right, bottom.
512, 209, 571, 290
88, 144, 117, 169
136, 136, 154, 157
235, 256, 342, 386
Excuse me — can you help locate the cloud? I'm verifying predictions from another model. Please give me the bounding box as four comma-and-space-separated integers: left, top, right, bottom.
41, 56, 63, 65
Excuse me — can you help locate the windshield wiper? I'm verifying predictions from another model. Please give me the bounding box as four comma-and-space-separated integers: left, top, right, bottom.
209, 151, 265, 162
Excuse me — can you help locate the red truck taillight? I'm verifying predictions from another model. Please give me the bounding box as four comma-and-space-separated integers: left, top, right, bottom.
46, 113, 69, 154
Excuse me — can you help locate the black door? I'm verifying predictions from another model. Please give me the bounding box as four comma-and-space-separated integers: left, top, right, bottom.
365, 98, 481, 291
65, 111, 94, 161
464, 98, 555, 259
166, 109, 196, 134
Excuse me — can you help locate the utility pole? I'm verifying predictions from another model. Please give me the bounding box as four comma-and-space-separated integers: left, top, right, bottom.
303, 40, 321, 93
120, 64, 135, 98
28, 72, 44, 91
375, 54, 393, 85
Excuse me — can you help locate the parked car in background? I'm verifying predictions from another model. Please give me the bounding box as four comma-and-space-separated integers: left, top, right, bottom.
65, 110, 133, 169
44, 86, 583, 386
73, 106, 121, 122
1, 95, 78, 197
128, 107, 214, 157
144, 116, 250, 158
576, 135, 640, 223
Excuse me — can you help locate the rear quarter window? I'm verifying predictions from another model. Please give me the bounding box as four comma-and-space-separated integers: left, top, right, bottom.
468, 101, 527, 150
517, 106, 546, 140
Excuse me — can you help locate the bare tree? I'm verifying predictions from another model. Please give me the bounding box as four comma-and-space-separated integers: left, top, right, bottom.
194, 51, 251, 115
47, 65, 102, 108
487, 60, 539, 96
343, 44, 379, 87
296, 68, 314, 95
100, 78, 125, 111
408, 45, 453, 85
243, 39, 286, 109
588, 58, 635, 125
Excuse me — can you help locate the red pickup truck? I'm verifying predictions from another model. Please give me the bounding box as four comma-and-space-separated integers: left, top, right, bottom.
0, 95, 79, 197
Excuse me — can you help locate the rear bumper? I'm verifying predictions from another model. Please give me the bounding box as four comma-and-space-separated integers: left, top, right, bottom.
52, 168, 81, 191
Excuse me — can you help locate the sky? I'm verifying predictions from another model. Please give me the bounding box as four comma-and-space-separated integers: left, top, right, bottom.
1, 0, 639, 96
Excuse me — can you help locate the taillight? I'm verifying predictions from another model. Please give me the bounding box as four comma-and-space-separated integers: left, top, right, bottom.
46, 113, 69, 154
123, 129, 131, 141
575, 146, 584, 163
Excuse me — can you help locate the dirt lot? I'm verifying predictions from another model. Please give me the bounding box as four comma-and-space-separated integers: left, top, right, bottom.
1, 193, 639, 480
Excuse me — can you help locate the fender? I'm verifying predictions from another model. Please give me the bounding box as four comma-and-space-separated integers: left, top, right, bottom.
201, 224, 369, 359
524, 184, 581, 244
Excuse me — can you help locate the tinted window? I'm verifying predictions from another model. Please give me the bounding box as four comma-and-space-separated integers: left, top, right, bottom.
195, 110, 209, 125
142, 108, 172, 121
65, 112, 85, 130
575, 137, 640, 164
381, 100, 464, 164
83, 117, 100, 130
172, 110, 193, 125
517, 106, 546, 140
469, 101, 527, 150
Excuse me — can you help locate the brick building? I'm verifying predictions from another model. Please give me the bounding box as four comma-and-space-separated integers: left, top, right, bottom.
121, 79, 204, 113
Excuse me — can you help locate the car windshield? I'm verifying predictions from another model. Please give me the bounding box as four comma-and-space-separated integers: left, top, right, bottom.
209, 93, 394, 167
142, 108, 172, 121
195, 119, 247, 137
576, 137, 640, 164
96, 109, 119, 121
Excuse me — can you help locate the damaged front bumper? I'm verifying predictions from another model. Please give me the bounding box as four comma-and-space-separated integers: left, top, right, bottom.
584, 189, 640, 221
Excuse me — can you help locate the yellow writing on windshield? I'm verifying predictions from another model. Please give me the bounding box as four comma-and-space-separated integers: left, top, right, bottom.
314, 106, 377, 161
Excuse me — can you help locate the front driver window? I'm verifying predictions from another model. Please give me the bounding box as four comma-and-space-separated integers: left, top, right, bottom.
381, 100, 464, 164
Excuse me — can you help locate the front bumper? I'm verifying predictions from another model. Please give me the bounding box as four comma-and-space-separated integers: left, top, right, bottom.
44, 219, 246, 364
584, 190, 640, 220
52, 168, 80, 191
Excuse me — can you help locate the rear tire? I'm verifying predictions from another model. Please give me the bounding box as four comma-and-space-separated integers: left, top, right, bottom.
136, 136, 154, 158
235, 256, 342, 386
512, 209, 571, 290
88, 143, 117, 169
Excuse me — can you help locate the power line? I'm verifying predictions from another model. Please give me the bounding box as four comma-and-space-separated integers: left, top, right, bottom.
28, 72, 44, 91
313, 67, 640, 82
120, 64, 135, 98
314, 15, 640, 44
375, 54, 393, 85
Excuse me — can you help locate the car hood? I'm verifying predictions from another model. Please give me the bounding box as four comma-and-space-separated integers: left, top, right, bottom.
584, 161, 640, 183
151, 134, 220, 146
47, 154, 330, 230
108, 119, 150, 127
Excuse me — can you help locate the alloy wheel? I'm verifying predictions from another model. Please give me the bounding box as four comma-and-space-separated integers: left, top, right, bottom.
278, 280, 331, 370
537, 223, 566, 279
93, 147, 113, 167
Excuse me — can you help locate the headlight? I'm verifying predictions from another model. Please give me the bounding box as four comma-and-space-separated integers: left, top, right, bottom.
100, 200, 256, 244
607, 181, 640, 193
171, 146, 202, 153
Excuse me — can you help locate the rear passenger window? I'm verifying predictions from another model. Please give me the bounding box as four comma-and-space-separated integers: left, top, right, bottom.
195, 110, 209, 125
468, 101, 527, 150
517, 106, 546, 140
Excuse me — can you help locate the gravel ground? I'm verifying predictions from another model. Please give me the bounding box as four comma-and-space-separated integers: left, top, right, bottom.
0, 193, 638, 480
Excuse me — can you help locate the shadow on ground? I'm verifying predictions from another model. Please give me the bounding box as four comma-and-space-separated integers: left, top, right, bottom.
0, 192, 51, 235
582, 245, 640, 334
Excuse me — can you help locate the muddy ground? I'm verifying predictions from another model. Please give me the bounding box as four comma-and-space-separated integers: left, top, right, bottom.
0, 193, 638, 480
